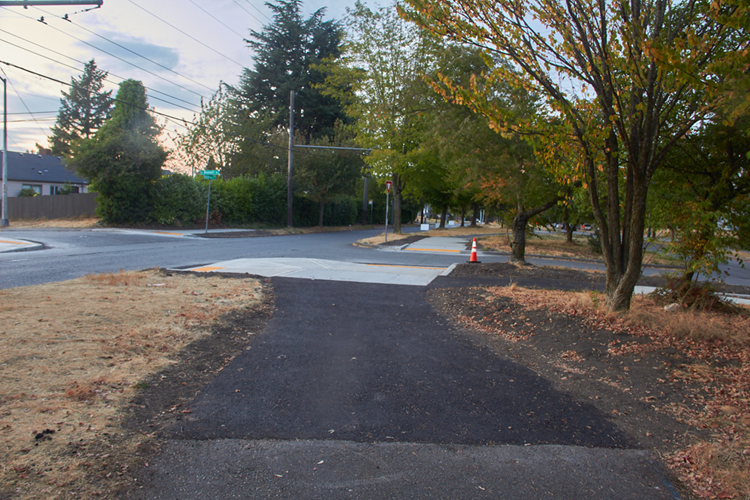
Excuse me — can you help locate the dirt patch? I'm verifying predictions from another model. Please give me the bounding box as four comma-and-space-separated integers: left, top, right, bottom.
430, 270, 750, 499
0, 270, 267, 500
450, 262, 750, 296
478, 232, 681, 267
1, 217, 100, 229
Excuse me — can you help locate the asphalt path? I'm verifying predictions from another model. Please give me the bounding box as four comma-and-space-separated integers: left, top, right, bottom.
128, 278, 677, 499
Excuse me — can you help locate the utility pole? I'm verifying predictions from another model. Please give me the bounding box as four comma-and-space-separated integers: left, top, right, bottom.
287, 90, 294, 228
0, 1, 104, 228
1, 76, 8, 227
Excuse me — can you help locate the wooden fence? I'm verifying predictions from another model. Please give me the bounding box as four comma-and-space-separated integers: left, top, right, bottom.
6, 192, 98, 220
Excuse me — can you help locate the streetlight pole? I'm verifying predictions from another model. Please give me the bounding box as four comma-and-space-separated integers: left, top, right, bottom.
1, 76, 8, 228
287, 90, 294, 228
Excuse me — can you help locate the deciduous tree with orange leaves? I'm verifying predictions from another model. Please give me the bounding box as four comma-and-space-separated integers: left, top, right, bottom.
401, 0, 749, 311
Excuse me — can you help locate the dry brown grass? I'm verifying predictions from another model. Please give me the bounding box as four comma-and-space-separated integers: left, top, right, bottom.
1, 217, 100, 229
482, 285, 750, 500
0, 270, 262, 499
479, 233, 679, 266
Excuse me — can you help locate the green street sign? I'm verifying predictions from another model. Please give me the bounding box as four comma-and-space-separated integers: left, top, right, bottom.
199, 169, 219, 180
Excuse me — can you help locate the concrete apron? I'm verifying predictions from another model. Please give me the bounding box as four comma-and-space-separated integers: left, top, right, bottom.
179, 257, 455, 287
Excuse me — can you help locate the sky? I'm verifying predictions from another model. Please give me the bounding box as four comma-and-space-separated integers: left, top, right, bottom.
0, 0, 351, 163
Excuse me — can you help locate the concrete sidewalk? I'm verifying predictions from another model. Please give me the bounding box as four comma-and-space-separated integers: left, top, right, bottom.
399, 236, 471, 254
0, 236, 42, 253
179, 257, 455, 286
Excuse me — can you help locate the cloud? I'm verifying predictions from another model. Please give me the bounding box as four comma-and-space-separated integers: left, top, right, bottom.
80, 31, 180, 76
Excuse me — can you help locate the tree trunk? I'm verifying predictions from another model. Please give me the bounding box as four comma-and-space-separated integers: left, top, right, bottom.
510, 211, 528, 262
439, 206, 448, 228
563, 206, 574, 242
420, 206, 425, 224
510, 198, 562, 263
392, 173, 403, 234
318, 199, 325, 227
470, 204, 479, 227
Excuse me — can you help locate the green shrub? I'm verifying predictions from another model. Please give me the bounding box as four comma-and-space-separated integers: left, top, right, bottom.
152, 174, 205, 225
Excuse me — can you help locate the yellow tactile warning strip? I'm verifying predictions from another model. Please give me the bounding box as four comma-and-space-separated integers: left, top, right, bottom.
366, 264, 446, 270
152, 231, 184, 236
0, 239, 30, 245
190, 266, 226, 272
404, 248, 461, 253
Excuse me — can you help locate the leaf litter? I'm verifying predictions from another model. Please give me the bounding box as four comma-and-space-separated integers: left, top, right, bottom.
428, 275, 750, 500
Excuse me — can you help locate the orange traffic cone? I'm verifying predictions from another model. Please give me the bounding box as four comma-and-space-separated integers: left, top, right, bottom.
468, 238, 480, 263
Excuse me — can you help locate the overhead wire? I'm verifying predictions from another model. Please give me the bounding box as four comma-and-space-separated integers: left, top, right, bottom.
186, 0, 246, 39
232, 0, 265, 28
0, 36, 200, 113
0, 28, 200, 109
33, 5, 215, 93
125, 0, 245, 68
1, 67, 49, 136
0, 60, 193, 125
244, 0, 273, 23
2, 7, 207, 99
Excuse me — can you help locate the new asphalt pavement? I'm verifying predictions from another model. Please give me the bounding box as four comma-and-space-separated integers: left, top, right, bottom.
127, 277, 680, 499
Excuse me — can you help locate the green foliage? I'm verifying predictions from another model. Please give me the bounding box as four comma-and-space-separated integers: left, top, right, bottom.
57, 182, 78, 195
649, 113, 750, 280
18, 187, 38, 197
68, 80, 166, 224
152, 174, 206, 226
49, 59, 113, 157
236, 0, 346, 139
295, 121, 365, 225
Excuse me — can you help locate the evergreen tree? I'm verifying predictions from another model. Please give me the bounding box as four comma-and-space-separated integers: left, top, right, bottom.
236, 0, 346, 139
49, 59, 113, 157
68, 80, 167, 224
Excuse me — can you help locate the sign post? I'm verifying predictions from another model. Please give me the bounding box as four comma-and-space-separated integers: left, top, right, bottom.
384, 181, 392, 243
199, 170, 219, 234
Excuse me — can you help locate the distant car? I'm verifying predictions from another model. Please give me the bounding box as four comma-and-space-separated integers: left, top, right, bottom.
582, 223, 592, 230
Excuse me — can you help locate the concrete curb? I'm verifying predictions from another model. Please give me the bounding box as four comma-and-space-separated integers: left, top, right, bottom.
0, 238, 44, 253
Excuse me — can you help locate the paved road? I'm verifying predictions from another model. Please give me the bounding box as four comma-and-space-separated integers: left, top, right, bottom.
2, 226, 749, 289
128, 279, 678, 499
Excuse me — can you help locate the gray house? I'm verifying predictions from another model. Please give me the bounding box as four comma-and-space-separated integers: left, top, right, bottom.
0, 151, 88, 197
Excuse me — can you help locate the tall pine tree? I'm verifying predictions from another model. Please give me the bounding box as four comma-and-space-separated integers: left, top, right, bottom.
49, 59, 113, 157
236, 0, 346, 139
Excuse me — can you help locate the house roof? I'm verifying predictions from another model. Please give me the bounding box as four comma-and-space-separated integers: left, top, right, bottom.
0, 151, 87, 185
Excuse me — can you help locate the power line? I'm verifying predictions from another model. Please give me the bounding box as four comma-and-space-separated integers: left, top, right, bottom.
0, 28, 200, 109
187, 0, 246, 39
126, 0, 245, 68
244, 0, 272, 23
0, 36, 200, 113
232, 0, 265, 28
2, 7, 208, 99
0, 59, 194, 124
1, 67, 49, 136
33, 5, 216, 93
8, 117, 57, 123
